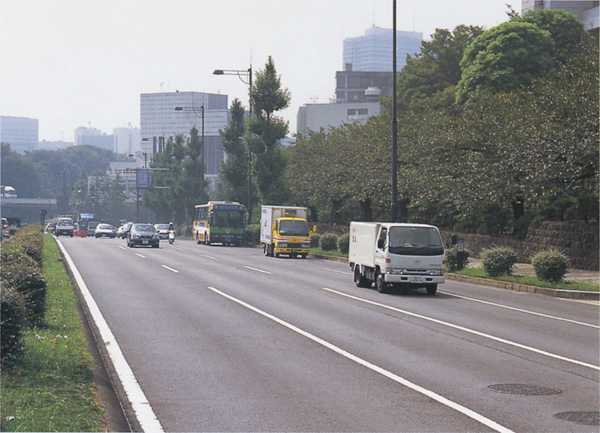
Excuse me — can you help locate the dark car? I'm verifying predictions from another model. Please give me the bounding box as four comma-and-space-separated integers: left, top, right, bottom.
127, 223, 160, 248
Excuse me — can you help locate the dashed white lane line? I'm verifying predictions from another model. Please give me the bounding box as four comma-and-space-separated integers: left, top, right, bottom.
322, 267, 352, 276
208, 286, 514, 433
323, 287, 600, 372
135, 253, 146, 259
56, 239, 164, 432
161, 265, 179, 273
244, 266, 272, 275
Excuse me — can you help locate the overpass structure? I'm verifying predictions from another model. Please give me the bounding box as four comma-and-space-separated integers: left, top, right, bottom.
0, 197, 57, 225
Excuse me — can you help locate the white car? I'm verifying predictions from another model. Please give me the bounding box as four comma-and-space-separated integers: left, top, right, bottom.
154, 224, 170, 240
95, 223, 116, 238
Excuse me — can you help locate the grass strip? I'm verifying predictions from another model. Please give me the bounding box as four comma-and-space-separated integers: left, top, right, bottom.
1, 234, 105, 432
455, 267, 600, 292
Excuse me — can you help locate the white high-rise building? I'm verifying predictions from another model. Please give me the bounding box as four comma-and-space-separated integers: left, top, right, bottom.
140, 92, 229, 176
343, 26, 423, 72
522, 1, 599, 30
113, 126, 141, 155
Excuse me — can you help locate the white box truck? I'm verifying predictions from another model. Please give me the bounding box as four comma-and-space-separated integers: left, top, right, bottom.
348, 222, 445, 295
55, 216, 75, 237
261, 206, 313, 258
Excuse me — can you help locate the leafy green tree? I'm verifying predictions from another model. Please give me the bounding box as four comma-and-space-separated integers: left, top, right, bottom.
512, 9, 586, 60
246, 56, 291, 205
219, 99, 250, 205
397, 25, 484, 110
456, 21, 554, 104
182, 126, 209, 222
0, 143, 42, 197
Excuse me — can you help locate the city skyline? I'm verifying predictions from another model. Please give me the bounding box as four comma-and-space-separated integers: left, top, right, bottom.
1, 0, 512, 142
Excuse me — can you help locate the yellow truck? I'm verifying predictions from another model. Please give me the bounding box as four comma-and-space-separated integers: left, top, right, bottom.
260, 205, 313, 258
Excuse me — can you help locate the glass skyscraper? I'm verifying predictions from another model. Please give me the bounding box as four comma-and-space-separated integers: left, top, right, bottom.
343, 26, 423, 72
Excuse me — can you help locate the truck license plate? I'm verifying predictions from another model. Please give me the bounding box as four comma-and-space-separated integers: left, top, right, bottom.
412, 277, 424, 283
143, 240, 148, 244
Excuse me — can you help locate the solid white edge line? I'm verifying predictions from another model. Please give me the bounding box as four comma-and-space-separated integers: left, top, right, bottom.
161, 265, 179, 273
56, 239, 164, 433
324, 288, 600, 372
439, 290, 600, 329
207, 286, 514, 433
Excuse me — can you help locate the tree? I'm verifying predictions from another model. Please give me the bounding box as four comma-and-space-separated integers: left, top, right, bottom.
219, 99, 250, 205
0, 143, 42, 198
456, 21, 554, 104
397, 25, 484, 111
246, 57, 291, 205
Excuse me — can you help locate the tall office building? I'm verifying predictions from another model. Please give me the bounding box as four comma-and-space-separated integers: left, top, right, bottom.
113, 126, 141, 155
74, 126, 114, 151
140, 92, 229, 176
343, 26, 423, 72
522, 1, 599, 30
0, 116, 39, 154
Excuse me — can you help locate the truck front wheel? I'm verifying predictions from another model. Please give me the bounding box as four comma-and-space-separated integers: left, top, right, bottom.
426, 284, 438, 296
354, 267, 370, 288
376, 270, 388, 294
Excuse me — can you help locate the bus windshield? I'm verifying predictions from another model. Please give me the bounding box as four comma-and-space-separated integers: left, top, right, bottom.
211, 209, 245, 228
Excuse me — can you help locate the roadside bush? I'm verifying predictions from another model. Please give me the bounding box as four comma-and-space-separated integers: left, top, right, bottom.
1, 247, 47, 326
1, 284, 27, 362
481, 247, 518, 277
445, 246, 471, 272
532, 250, 570, 282
337, 233, 349, 254
319, 233, 338, 251
310, 233, 321, 248
12, 230, 44, 266
245, 224, 261, 245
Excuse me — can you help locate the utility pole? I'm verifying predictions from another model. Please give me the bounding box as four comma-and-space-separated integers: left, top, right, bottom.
391, 0, 398, 222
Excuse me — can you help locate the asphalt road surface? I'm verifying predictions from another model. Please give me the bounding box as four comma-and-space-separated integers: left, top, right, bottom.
58, 236, 599, 432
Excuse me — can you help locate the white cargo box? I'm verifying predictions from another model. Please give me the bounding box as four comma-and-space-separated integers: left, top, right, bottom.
348, 222, 380, 268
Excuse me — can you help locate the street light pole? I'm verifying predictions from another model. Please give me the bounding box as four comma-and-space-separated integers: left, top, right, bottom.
174, 105, 205, 165
213, 66, 253, 223
391, 0, 398, 223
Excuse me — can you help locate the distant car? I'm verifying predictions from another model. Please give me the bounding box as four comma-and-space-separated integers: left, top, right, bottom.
2, 218, 9, 238
95, 223, 116, 238
127, 223, 160, 248
56, 217, 75, 237
118, 222, 133, 239
154, 223, 170, 240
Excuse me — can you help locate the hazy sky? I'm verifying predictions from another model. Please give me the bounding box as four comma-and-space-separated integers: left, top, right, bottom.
0, 0, 515, 142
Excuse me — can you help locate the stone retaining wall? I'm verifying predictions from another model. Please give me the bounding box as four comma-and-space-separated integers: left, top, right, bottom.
442, 221, 599, 271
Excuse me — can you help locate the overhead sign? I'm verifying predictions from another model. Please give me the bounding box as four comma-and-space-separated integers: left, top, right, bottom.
136, 168, 152, 189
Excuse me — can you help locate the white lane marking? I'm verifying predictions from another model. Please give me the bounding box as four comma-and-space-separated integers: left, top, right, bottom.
199, 253, 217, 260
172, 247, 185, 251
56, 239, 164, 432
244, 266, 272, 275
161, 265, 179, 273
135, 253, 146, 259
118, 246, 127, 250
208, 286, 514, 433
440, 291, 600, 329
322, 267, 353, 276
323, 288, 600, 372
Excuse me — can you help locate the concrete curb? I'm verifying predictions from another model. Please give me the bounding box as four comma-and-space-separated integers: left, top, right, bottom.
308, 253, 599, 300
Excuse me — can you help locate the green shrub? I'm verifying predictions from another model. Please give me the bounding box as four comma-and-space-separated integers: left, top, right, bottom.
0, 248, 47, 327
337, 233, 350, 254
310, 233, 321, 248
245, 224, 261, 245
481, 247, 518, 277
320, 233, 338, 251
532, 250, 570, 282
13, 231, 44, 266
1, 284, 27, 362
445, 246, 471, 272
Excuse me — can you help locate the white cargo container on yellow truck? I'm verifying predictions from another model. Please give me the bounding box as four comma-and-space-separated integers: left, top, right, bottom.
348, 221, 445, 295
261, 205, 313, 258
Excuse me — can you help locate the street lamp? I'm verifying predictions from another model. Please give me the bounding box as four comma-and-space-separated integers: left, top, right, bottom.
174, 105, 205, 164
213, 66, 253, 223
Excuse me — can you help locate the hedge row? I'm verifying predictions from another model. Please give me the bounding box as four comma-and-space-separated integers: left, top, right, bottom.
1, 225, 46, 363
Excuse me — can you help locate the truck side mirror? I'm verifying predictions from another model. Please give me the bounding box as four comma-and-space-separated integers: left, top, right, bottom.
377, 238, 385, 249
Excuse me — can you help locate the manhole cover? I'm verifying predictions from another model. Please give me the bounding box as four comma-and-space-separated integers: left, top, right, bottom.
555, 411, 600, 426
488, 384, 562, 396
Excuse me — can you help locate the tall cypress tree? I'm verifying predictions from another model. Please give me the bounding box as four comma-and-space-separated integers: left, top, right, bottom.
220, 99, 249, 205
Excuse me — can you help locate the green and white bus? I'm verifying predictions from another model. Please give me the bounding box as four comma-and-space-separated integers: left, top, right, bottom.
193, 201, 246, 246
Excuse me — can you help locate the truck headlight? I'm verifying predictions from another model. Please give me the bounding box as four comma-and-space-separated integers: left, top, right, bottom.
429, 269, 444, 276
277, 243, 288, 248
302, 243, 310, 248
386, 267, 404, 275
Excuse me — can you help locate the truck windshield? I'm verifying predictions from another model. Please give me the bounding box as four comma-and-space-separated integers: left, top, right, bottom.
388, 227, 444, 256
279, 220, 309, 236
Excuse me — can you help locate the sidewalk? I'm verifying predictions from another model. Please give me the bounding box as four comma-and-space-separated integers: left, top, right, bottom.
467, 258, 600, 285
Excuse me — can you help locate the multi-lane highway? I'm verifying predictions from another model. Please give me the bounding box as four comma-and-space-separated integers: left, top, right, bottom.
58, 236, 599, 432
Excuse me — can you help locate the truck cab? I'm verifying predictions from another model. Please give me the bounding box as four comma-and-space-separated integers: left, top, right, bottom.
261, 206, 313, 258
